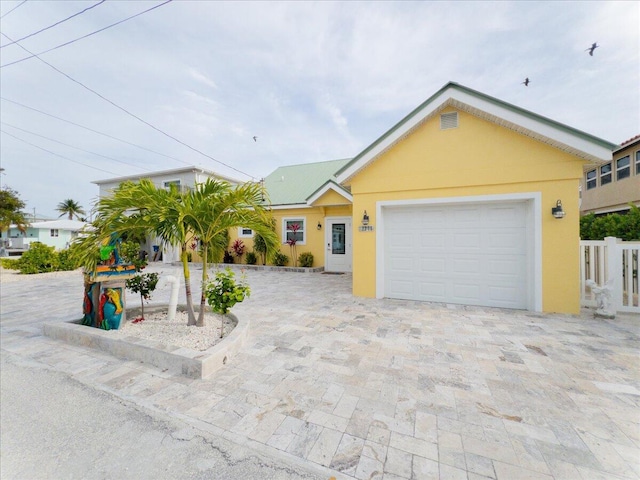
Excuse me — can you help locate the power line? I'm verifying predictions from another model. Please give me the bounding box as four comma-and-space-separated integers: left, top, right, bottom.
1, 31, 255, 180
1, 121, 151, 173
0, 0, 27, 20
1, 96, 195, 166
1, 1, 106, 49
1, 0, 171, 67
1, 129, 120, 175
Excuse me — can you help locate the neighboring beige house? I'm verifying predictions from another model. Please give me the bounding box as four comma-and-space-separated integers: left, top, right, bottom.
93, 166, 241, 263
581, 134, 640, 215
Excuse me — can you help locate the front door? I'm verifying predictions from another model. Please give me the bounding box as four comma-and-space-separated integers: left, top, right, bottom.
325, 217, 352, 272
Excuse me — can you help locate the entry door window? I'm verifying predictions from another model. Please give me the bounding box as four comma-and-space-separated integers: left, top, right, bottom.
332, 224, 345, 254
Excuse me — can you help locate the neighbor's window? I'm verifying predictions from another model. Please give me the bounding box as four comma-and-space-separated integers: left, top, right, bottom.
50, 229, 59, 237
283, 218, 305, 245
586, 169, 597, 189
600, 163, 612, 186
238, 227, 253, 238
635, 151, 640, 175
163, 180, 181, 190
616, 156, 630, 180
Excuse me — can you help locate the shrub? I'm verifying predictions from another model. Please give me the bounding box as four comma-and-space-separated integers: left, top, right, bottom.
57, 247, 80, 271
298, 252, 314, 268
253, 233, 267, 265
0, 258, 19, 270
231, 238, 245, 259
126, 272, 159, 320
580, 205, 640, 240
204, 268, 250, 315
223, 250, 234, 264
15, 242, 59, 274
273, 251, 288, 266
245, 251, 257, 265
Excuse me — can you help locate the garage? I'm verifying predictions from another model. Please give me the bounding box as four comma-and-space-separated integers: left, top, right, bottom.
382, 200, 531, 309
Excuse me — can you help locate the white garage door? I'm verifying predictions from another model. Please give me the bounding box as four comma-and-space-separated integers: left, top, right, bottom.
384, 201, 529, 309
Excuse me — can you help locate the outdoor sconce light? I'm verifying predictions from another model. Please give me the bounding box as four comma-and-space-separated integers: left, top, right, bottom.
362, 211, 370, 226
317, 221, 322, 230
551, 200, 565, 219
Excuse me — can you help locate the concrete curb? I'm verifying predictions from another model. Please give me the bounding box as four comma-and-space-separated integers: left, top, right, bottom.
42, 306, 249, 379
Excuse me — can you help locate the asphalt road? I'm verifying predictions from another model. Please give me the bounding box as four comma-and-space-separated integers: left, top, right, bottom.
0, 352, 324, 480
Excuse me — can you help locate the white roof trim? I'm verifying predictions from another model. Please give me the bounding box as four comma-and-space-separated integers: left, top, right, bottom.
268, 203, 310, 210
306, 182, 353, 206
336, 86, 614, 184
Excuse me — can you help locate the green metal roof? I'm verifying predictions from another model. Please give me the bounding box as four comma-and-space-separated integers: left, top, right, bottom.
263, 158, 351, 206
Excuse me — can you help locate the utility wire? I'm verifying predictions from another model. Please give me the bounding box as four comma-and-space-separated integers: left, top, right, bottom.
1, 130, 120, 175
1, 0, 172, 67
1, 96, 195, 166
1, 1, 105, 49
1, 121, 151, 172
1, 32, 255, 180
0, 0, 27, 20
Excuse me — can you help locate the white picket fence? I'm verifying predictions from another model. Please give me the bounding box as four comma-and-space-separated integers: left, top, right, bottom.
580, 237, 640, 314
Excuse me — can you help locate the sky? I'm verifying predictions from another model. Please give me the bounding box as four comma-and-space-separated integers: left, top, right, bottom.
0, 1, 638, 220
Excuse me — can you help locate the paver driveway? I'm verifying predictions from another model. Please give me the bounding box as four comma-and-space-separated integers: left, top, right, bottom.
1, 265, 639, 479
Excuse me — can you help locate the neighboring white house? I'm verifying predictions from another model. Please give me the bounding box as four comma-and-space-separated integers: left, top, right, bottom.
1, 219, 87, 250
93, 166, 242, 263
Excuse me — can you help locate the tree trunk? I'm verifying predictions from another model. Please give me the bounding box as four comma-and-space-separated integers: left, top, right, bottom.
196, 245, 208, 327
182, 245, 197, 326
140, 294, 145, 320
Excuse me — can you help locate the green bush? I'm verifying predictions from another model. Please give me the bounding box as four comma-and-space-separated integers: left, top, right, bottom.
57, 247, 80, 271
245, 251, 257, 265
253, 233, 267, 265
0, 258, 19, 270
204, 268, 250, 315
15, 242, 59, 274
273, 251, 288, 266
298, 252, 314, 268
581, 205, 640, 240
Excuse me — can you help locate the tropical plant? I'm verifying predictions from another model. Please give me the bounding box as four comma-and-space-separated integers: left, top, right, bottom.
253, 233, 267, 265
223, 251, 234, 264
126, 273, 159, 321
56, 199, 86, 220
231, 238, 245, 260
273, 251, 288, 266
286, 223, 300, 267
204, 268, 250, 337
0, 187, 29, 233
15, 242, 59, 274
73, 178, 279, 327
245, 251, 257, 265
298, 252, 314, 268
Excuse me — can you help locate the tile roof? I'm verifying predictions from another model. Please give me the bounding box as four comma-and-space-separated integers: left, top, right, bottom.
263, 158, 351, 206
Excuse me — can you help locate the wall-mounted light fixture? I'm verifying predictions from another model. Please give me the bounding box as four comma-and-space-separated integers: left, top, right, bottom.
362, 211, 369, 226
551, 200, 565, 219
317, 221, 322, 230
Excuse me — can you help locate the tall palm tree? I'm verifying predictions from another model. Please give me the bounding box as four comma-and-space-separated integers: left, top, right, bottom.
56, 199, 86, 220
184, 179, 279, 326
73, 178, 279, 327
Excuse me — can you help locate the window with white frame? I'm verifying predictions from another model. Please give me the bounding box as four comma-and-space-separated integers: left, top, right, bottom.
238, 227, 253, 238
50, 229, 59, 237
586, 169, 597, 189
600, 163, 612, 186
616, 156, 630, 180
283, 218, 305, 244
163, 180, 181, 190
635, 151, 639, 175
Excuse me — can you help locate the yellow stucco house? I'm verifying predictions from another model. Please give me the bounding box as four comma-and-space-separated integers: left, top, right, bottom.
246, 82, 616, 314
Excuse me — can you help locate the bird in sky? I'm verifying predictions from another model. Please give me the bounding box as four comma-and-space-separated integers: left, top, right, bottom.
586, 42, 599, 56
253, 136, 258, 142
522, 77, 530, 87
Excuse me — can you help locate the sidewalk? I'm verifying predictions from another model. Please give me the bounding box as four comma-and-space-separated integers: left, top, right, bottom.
1, 265, 639, 479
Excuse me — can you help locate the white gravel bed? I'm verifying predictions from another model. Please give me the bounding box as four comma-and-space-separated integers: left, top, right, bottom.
109, 310, 235, 351
0, 266, 82, 284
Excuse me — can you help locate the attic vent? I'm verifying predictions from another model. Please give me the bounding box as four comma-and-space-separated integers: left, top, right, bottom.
440, 112, 458, 130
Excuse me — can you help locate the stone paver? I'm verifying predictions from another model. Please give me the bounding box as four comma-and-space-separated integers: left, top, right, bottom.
1, 264, 639, 479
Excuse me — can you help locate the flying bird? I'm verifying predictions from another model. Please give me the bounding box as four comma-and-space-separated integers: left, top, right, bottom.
586, 42, 598, 56
522, 77, 530, 87
253, 136, 258, 142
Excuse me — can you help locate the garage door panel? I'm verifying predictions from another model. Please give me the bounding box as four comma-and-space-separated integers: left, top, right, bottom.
384, 201, 529, 310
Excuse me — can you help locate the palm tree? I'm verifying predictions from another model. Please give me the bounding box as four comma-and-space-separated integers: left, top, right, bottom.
73, 178, 279, 327
56, 199, 86, 220
184, 179, 279, 326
